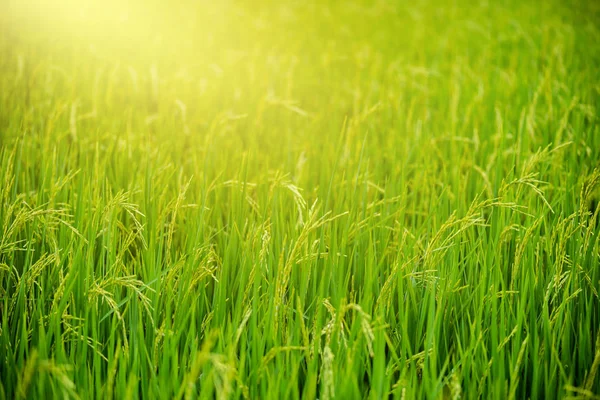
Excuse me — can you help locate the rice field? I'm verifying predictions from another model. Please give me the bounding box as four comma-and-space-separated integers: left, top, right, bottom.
1, 0, 600, 398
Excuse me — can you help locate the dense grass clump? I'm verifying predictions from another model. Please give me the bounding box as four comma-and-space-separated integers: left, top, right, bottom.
1, 0, 600, 398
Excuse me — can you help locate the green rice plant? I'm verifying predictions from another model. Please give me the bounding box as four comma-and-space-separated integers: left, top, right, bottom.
1, 0, 599, 398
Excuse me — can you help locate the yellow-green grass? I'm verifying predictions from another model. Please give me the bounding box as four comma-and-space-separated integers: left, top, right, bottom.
1, 0, 599, 398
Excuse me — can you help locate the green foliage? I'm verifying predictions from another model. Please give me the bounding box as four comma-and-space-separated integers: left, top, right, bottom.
1, 0, 600, 398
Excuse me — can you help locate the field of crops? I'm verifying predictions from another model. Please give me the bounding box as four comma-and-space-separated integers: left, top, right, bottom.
1, 0, 600, 398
